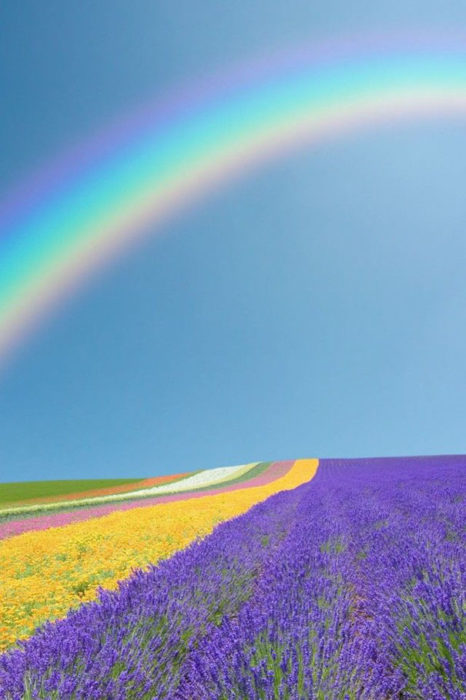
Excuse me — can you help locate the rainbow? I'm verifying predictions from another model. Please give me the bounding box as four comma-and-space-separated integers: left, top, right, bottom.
2, 32, 466, 363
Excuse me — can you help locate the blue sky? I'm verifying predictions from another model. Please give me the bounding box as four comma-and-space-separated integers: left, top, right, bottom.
1, 1, 466, 481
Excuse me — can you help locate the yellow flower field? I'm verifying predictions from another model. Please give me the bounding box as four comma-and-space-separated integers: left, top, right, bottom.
0, 459, 317, 652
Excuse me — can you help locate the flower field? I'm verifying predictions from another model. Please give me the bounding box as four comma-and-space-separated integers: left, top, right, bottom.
0, 461, 289, 540
0, 455, 464, 698
0, 459, 313, 654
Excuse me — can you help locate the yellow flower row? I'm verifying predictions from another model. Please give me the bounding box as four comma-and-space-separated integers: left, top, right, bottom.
0, 459, 318, 652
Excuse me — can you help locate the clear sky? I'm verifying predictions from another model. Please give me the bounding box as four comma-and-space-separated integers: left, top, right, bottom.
1, 1, 466, 482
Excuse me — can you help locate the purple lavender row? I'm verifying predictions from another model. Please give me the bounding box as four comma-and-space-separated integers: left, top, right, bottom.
178, 455, 465, 699
1, 455, 465, 698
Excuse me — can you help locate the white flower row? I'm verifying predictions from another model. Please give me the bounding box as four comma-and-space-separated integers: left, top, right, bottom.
129, 464, 254, 497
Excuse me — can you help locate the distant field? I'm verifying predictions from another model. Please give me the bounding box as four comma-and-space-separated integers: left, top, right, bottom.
0, 478, 143, 506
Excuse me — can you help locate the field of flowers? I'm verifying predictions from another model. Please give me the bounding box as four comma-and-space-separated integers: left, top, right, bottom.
0, 461, 266, 519
0, 459, 315, 654
0, 461, 290, 540
0, 455, 464, 699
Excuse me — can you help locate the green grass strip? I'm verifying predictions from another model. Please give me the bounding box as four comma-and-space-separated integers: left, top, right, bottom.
0, 478, 144, 506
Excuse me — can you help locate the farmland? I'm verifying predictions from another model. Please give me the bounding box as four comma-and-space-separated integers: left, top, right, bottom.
0, 478, 145, 507
0, 460, 313, 652
0, 456, 464, 698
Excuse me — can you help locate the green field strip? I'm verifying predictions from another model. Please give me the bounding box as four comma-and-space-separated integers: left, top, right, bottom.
0, 471, 203, 520
0, 477, 144, 507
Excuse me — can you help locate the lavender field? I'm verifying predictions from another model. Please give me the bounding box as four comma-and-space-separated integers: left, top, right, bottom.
1, 456, 464, 699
